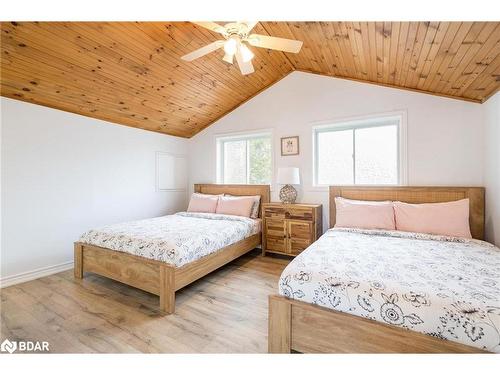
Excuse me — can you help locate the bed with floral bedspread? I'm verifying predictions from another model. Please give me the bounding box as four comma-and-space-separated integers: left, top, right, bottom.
279, 228, 500, 353
79, 212, 260, 267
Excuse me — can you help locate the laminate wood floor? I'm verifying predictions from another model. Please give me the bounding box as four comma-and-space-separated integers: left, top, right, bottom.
0, 250, 290, 353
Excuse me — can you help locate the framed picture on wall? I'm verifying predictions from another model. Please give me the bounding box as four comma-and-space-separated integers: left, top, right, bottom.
281, 136, 299, 156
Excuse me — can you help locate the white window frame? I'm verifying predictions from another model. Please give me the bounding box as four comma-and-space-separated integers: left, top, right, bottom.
312, 111, 408, 188
216, 129, 274, 185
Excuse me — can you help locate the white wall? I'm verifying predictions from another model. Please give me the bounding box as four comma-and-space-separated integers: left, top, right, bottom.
189, 71, 485, 230
483, 92, 500, 246
1, 98, 189, 285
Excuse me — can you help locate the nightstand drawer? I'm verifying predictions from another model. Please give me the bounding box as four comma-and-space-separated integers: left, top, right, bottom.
265, 219, 285, 238
285, 207, 314, 221
263, 206, 286, 219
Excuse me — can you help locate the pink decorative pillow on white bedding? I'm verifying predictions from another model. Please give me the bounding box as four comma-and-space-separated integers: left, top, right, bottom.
187, 193, 220, 213
335, 197, 396, 230
394, 199, 472, 238
216, 196, 255, 217
224, 194, 261, 219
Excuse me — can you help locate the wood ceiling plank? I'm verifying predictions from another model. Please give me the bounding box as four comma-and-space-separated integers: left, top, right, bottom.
403, 22, 430, 87
422, 22, 474, 92
334, 22, 358, 79
351, 21, 370, 80
1, 29, 219, 128
434, 22, 487, 93
1, 80, 190, 136
322, 22, 350, 76
367, 22, 378, 82
375, 22, 384, 82
478, 72, 500, 102
387, 21, 400, 85
420, 22, 462, 91
382, 22, 393, 83
406, 22, 439, 88
1, 58, 204, 127
448, 24, 500, 97
415, 22, 450, 89
291, 22, 326, 73
342, 22, 364, 80
56, 22, 236, 105
461, 53, 500, 100
398, 22, 419, 88
307, 22, 333, 73
2, 21, 499, 138
12, 22, 235, 116
1, 39, 207, 128
393, 22, 410, 85
316, 22, 342, 77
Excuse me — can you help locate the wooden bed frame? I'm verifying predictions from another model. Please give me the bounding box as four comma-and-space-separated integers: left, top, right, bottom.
269, 186, 487, 353
74, 184, 270, 314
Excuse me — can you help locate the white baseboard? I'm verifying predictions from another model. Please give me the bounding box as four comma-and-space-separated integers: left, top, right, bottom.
0, 261, 74, 288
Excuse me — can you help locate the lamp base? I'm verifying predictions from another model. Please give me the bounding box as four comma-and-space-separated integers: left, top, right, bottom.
279, 184, 297, 204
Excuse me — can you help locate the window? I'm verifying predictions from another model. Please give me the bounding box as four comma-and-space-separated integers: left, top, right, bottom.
217, 132, 273, 184
313, 114, 406, 186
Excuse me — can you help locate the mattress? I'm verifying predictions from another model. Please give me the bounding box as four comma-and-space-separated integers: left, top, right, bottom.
278, 228, 500, 353
78, 212, 260, 267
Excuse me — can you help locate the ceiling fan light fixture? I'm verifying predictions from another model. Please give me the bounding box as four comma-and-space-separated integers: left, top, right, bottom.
181, 22, 303, 76
240, 44, 254, 62
223, 38, 238, 55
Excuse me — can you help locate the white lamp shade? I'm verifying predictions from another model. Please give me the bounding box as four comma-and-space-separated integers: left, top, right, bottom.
277, 167, 300, 185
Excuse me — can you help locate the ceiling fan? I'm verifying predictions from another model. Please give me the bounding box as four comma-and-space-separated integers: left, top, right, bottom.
181, 22, 303, 75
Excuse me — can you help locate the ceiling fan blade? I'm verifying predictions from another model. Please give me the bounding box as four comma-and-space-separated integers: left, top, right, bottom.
247, 34, 303, 53
181, 41, 224, 61
235, 48, 254, 75
192, 22, 225, 34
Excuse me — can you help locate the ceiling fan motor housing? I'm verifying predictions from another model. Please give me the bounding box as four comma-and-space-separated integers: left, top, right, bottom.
222, 23, 250, 40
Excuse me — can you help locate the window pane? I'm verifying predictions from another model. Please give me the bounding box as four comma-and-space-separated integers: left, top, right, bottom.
223, 140, 247, 184
317, 129, 354, 185
355, 125, 398, 184
249, 137, 272, 184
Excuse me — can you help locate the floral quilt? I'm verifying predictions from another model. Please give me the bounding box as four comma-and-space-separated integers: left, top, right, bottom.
279, 228, 500, 352
78, 212, 260, 267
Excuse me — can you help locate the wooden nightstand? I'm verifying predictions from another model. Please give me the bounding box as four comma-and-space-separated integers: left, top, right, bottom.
262, 203, 322, 257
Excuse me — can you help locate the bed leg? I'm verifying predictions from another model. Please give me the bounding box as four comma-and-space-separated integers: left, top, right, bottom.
159, 266, 175, 315
268, 295, 292, 353
74, 243, 83, 279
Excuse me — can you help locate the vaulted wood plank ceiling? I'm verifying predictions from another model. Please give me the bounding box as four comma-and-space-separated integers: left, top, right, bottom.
1, 22, 499, 138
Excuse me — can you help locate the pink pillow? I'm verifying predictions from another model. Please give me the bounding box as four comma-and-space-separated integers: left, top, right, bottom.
187, 193, 220, 213
394, 199, 472, 238
216, 196, 255, 217
335, 197, 396, 230
225, 194, 261, 219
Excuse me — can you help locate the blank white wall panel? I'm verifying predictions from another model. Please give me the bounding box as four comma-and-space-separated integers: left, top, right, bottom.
156, 152, 188, 191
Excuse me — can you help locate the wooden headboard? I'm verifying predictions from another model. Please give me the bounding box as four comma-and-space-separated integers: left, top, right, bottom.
194, 184, 271, 218
329, 186, 485, 240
